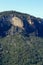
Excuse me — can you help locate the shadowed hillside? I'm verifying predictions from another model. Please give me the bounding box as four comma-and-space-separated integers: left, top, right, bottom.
0, 11, 43, 37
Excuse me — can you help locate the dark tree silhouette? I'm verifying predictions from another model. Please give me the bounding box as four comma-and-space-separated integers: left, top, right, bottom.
0, 43, 3, 65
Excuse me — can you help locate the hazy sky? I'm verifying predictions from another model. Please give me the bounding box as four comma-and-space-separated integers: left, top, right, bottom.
0, 0, 43, 18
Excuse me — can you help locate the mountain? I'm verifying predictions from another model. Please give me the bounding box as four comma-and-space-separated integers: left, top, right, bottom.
0, 11, 43, 65
0, 11, 43, 37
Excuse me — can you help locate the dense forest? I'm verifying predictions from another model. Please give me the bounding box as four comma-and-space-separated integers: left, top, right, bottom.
0, 34, 43, 65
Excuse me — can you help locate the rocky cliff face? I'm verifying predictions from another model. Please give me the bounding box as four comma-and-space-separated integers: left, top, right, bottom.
0, 11, 43, 37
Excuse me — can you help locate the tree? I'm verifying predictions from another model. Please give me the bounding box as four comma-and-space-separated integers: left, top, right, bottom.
0, 43, 3, 65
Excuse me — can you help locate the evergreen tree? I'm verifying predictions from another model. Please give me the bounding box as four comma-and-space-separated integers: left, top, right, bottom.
0, 43, 3, 65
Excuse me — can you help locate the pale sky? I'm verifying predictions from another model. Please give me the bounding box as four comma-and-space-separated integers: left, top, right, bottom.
0, 0, 43, 18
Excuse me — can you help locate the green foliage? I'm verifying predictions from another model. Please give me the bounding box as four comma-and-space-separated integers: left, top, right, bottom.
0, 34, 43, 65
